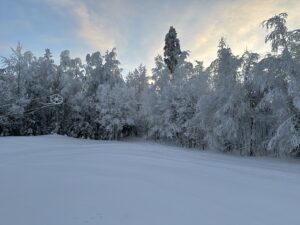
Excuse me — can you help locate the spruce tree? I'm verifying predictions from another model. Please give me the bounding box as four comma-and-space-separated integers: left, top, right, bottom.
163, 26, 181, 75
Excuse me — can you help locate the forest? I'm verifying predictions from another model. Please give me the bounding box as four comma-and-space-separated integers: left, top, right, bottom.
1, 13, 300, 157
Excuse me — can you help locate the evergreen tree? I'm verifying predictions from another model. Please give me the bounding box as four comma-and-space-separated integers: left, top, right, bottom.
163, 26, 181, 75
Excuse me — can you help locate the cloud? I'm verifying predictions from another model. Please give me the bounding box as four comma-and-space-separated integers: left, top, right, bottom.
47, 0, 120, 52
187, 0, 300, 66
46, 0, 150, 73
45, 0, 300, 72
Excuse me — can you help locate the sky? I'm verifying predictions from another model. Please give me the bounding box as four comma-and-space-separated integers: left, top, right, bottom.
0, 0, 300, 75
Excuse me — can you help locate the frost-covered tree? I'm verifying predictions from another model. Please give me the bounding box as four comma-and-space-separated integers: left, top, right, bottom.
102, 49, 124, 87
179, 61, 210, 147
238, 51, 260, 155
262, 13, 300, 156
126, 64, 150, 135
151, 55, 170, 92
1, 12, 300, 158
205, 38, 241, 152
262, 13, 288, 53
25, 49, 58, 134
0, 44, 36, 135
126, 64, 148, 96
57, 50, 84, 135
95, 84, 136, 139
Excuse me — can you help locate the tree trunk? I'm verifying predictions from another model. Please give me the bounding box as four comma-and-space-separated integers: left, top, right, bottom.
249, 116, 254, 156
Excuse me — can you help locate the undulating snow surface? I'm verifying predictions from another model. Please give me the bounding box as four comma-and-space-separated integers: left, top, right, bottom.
0, 135, 300, 225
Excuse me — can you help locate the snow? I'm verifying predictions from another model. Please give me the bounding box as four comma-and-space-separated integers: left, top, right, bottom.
0, 135, 300, 225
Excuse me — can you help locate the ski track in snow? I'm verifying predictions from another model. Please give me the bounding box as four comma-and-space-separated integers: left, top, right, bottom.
0, 135, 300, 225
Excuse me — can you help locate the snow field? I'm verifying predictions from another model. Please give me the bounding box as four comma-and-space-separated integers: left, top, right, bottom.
0, 135, 300, 225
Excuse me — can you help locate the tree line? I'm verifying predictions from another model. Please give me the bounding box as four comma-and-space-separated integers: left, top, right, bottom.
1, 13, 300, 157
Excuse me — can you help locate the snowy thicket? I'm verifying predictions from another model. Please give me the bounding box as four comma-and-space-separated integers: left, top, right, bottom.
1, 13, 300, 157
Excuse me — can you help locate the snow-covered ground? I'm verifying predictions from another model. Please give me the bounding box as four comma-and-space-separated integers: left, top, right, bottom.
0, 135, 300, 225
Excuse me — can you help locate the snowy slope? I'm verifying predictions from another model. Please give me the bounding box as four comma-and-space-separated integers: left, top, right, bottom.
0, 135, 300, 225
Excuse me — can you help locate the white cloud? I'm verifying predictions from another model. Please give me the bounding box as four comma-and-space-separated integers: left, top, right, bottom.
46, 0, 300, 72
186, 0, 300, 66
47, 0, 125, 52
